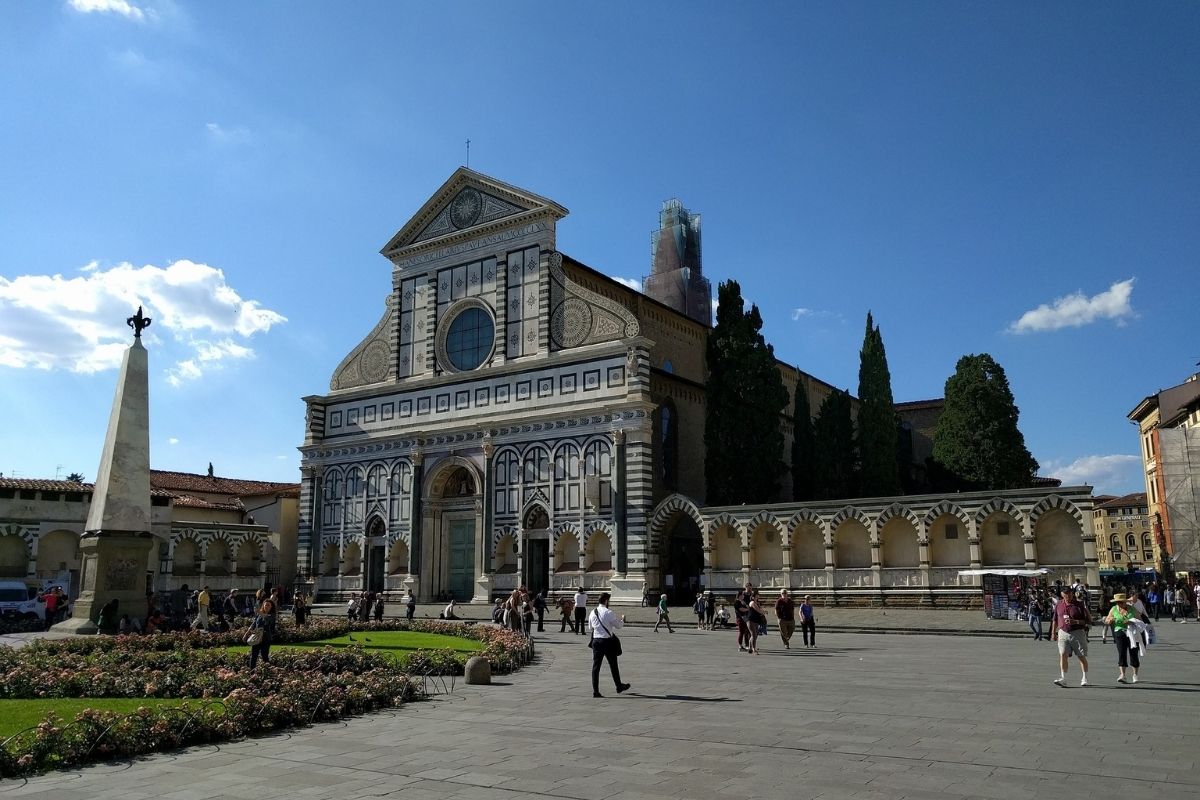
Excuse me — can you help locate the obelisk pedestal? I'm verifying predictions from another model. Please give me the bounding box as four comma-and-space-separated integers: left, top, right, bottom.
55, 309, 158, 635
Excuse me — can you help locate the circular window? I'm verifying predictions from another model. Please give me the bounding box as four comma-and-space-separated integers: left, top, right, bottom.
444, 306, 494, 371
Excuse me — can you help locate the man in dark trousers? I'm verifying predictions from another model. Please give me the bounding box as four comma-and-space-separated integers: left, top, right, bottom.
533, 591, 547, 632
573, 588, 588, 636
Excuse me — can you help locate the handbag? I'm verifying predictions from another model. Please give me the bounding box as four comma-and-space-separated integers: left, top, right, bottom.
245, 622, 264, 646
590, 610, 622, 656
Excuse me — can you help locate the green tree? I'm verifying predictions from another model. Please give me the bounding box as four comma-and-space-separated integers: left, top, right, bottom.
856, 312, 901, 497
931, 353, 1039, 490
704, 280, 789, 505
813, 389, 856, 500
65, 472, 85, 483
790, 379, 817, 501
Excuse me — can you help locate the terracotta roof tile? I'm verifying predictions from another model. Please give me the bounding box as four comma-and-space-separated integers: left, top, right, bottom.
1095, 493, 1147, 510
0, 478, 173, 497
149, 469, 299, 497
171, 495, 245, 511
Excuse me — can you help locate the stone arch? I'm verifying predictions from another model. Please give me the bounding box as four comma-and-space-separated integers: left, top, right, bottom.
833, 519, 871, 568
523, 502, 551, 532
788, 517, 825, 569
234, 536, 262, 576
876, 502, 921, 530
171, 537, 201, 576
342, 540, 362, 575
553, 522, 582, 570
923, 501, 970, 529
749, 520, 784, 570
928, 512, 970, 567
424, 455, 484, 499
710, 515, 743, 570
974, 497, 1025, 526
879, 516, 920, 568
830, 505, 871, 531
35, 529, 81, 577
388, 537, 410, 575
583, 525, 614, 571
1034, 508, 1085, 566
979, 508, 1024, 566
491, 524, 519, 553
320, 540, 340, 576
746, 510, 783, 539
492, 531, 517, 573
648, 494, 706, 553
204, 534, 233, 575
1029, 494, 1084, 528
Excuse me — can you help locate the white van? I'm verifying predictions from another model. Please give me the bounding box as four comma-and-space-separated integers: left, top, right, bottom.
0, 580, 45, 622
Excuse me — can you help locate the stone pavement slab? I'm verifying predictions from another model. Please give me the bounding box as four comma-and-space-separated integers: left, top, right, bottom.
3, 618, 1199, 799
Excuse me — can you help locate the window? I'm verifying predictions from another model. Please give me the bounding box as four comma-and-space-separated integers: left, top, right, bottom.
1109, 522, 1116, 529
1142, 533, 1152, 547
1109, 534, 1120, 550
1144, 551, 1154, 561
445, 306, 494, 371
1126, 533, 1137, 549
659, 403, 678, 490
944, 523, 958, 540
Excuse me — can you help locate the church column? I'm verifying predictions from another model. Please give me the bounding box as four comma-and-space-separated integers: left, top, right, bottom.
476, 438, 495, 602
918, 521, 932, 606
611, 421, 652, 604
407, 450, 425, 596
823, 526, 836, 604
298, 466, 320, 582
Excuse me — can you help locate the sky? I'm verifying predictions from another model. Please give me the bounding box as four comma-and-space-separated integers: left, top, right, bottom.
1, 2, 1197, 496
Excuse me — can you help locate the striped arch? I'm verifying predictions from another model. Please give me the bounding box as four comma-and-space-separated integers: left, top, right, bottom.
386, 529, 411, 547
199, 529, 236, 557
923, 500, 971, 529
783, 509, 827, 546
647, 493, 706, 551
829, 505, 871, 529
232, 532, 265, 557
974, 497, 1025, 526
1029, 494, 1083, 526
170, 527, 201, 556
876, 502, 921, 529
707, 512, 745, 548
491, 525, 519, 552
745, 510, 784, 538
582, 521, 616, 551
0, 524, 36, 548
551, 521, 584, 549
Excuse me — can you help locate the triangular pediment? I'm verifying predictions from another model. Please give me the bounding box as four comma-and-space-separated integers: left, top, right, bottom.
380, 167, 568, 258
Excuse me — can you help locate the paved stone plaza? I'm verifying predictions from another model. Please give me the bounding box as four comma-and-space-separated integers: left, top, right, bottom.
3, 621, 1198, 800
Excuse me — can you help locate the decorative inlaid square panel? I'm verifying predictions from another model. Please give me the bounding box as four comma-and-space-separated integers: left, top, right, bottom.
537, 377, 553, 398
560, 374, 577, 394
583, 370, 601, 391
380, 403, 395, 421
435, 394, 450, 413
455, 391, 470, 410
495, 384, 510, 404
329, 410, 343, 428
515, 381, 531, 401
416, 397, 431, 416
400, 400, 413, 418
475, 387, 490, 406
347, 408, 359, 425
607, 366, 625, 388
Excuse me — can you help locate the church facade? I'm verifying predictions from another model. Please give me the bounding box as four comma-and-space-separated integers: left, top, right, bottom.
298, 168, 1098, 604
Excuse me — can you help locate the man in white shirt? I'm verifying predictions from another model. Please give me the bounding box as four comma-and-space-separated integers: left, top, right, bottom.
589, 592, 630, 697
573, 588, 588, 636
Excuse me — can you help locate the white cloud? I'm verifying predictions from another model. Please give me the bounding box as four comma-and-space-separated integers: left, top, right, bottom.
1009, 278, 1135, 334
0, 260, 285, 383
205, 122, 252, 145
790, 307, 842, 322
611, 276, 642, 293
168, 437, 179, 445
1041, 454, 1142, 493
68, 0, 145, 21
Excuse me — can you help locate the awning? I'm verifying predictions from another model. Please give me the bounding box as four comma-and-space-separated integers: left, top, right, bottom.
957, 568, 1050, 577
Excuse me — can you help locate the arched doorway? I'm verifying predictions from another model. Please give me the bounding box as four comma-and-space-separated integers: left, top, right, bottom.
364, 517, 386, 594
425, 461, 482, 602
663, 514, 703, 604
523, 505, 550, 597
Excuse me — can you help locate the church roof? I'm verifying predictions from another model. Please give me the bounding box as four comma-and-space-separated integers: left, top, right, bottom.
1095, 493, 1147, 511
148, 469, 299, 498
171, 494, 246, 511
0, 477, 174, 497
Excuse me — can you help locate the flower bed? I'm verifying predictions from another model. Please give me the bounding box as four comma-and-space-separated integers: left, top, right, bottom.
0, 619, 532, 777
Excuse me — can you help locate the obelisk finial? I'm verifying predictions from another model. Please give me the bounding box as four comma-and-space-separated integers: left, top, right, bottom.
126, 306, 152, 339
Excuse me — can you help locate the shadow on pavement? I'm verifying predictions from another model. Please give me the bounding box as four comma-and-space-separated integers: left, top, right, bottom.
627, 693, 740, 702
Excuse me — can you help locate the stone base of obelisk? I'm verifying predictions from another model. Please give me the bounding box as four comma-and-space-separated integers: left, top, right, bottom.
53, 533, 155, 636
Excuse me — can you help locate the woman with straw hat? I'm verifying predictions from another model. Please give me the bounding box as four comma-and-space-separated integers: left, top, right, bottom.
1103, 593, 1141, 684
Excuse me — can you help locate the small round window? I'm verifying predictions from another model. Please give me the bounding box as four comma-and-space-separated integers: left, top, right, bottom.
445, 306, 494, 371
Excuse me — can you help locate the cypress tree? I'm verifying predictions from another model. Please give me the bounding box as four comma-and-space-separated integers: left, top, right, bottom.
856, 312, 901, 497
812, 388, 856, 500
931, 353, 1040, 490
704, 280, 789, 505
790, 378, 817, 501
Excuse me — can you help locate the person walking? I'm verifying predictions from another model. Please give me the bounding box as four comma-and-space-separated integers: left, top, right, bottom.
347, 595, 359, 622
1104, 593, 1142, 684
774, 589, 796, 649
246, 599, 276, 670
193, 585, 211, 631
533, 591, 547, 632
693, 592, 706, 630
704, 591, 716, 630
588, 592, 630, 698
405, 589, 416, 621
1164, 586, 1176, 621
1050, 586, 1090, 686
799, 595, 817, 648
1028, 592, 1044, 641
1146, 585, 1161, 623
373, 594, 385, 622
573, 588, 588, 636
558, 595, 576, 632
653, 594, 675, 633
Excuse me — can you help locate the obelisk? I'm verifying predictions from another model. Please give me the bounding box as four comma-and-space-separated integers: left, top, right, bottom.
54, 307, 158, 634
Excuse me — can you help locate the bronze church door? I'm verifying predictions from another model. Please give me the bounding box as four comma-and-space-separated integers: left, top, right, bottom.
448, 520, 475, 602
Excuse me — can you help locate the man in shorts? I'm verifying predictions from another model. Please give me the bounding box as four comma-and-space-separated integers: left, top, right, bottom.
1049, 586, 1090, 686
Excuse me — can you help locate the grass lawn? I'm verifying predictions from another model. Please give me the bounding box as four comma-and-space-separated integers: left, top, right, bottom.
225, 630, 484, 664
0, 698, 190, 740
